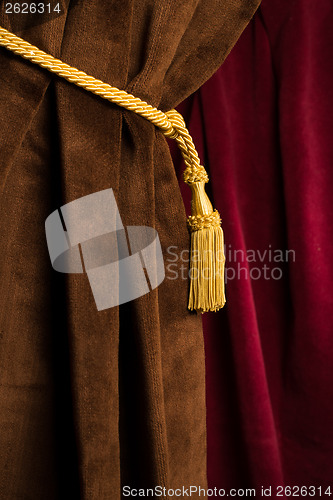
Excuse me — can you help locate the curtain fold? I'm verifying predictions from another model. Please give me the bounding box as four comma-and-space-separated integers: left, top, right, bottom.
0, 1, 260, 498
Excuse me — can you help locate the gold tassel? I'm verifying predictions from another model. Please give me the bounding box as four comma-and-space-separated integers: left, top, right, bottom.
187, 180, 226, 313
164, 109, 226, 313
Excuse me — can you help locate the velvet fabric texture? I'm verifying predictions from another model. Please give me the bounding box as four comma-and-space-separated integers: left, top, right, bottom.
172, 0, 333, 495
0, 1, 260, 498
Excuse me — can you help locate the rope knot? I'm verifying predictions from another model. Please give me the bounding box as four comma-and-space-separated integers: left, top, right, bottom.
187, 210, 221, 232
162, 109, 186, 139
183, 166, 209, 184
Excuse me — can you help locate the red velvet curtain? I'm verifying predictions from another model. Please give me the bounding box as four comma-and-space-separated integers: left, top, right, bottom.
172, 0, 333, 495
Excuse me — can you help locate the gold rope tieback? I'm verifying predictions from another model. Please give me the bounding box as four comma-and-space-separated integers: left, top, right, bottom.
0, 26, 226, 313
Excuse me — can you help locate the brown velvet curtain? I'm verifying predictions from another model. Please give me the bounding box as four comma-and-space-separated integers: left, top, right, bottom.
0, 1, 259, 498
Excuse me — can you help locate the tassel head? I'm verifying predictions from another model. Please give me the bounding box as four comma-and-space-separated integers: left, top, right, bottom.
187, 181, 226, 313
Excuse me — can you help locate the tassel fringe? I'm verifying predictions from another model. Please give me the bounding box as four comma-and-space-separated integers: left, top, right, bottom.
188, 211, 226, 313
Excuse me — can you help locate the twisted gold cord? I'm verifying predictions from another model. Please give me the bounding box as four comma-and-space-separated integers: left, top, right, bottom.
0, 25, 226, 313
0, 26, 209, 187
